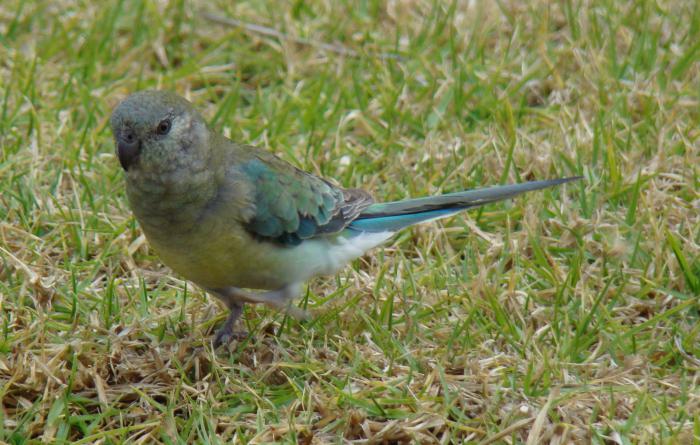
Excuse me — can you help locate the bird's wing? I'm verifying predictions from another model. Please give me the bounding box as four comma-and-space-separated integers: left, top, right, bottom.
239, 151, 373, 245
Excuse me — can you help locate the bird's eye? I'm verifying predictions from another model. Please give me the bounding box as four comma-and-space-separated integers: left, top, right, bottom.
156, 119, 171, 135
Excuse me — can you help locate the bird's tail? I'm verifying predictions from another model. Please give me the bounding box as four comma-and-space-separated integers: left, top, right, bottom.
347, 177, 581, 233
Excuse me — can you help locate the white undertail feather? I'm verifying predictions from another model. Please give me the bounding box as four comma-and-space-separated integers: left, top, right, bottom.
307, 210, 465, 279
311, 231, 394, 277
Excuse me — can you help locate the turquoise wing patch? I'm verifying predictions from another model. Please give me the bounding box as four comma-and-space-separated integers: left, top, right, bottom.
241, 154, 372, 245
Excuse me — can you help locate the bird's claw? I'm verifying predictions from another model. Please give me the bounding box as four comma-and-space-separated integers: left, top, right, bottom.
213, 327, 249, 347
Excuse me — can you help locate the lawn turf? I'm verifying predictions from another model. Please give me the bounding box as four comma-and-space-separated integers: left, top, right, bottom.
1, 0, 699, 443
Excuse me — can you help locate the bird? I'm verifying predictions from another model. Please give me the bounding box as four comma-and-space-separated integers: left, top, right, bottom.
110, 90, 580, 346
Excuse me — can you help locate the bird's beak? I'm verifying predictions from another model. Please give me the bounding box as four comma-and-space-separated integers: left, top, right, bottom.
117, 134, 141, 171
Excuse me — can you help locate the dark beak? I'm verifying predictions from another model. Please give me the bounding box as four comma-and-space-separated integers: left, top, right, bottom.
117, 131, 141, 171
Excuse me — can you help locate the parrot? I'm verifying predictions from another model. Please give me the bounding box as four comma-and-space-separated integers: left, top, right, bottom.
110, 90, 580, 346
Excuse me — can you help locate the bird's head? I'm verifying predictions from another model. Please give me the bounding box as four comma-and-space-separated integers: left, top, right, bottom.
110, 90, 210, 177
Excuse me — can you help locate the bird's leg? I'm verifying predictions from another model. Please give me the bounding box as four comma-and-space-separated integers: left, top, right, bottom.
209, 283, 308, 345
209, 289, 248, 346
243, 283, 308, 320
209, 283, 307, 346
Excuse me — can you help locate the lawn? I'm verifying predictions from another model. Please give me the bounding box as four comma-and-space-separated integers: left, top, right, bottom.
1, 0, 699, 443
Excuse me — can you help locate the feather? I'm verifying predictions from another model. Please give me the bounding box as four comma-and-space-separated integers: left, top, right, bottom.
350, 177, 581, 233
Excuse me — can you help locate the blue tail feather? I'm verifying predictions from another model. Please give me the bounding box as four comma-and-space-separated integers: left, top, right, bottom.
346, 177, 580, 235
347, 208, 462, 233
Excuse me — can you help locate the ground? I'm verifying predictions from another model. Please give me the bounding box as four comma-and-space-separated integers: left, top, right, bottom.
1, 0, 699, 443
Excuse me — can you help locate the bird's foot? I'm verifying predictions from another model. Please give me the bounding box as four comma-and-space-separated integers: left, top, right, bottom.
208, 284, 308, 346
213, 326, 249, 347
284, 305, 310, 321
210, 298, 246, 347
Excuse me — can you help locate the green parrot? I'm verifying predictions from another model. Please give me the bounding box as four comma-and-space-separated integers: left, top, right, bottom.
110, 90, 579, 346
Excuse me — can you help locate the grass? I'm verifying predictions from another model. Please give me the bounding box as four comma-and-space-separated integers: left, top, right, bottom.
1, 0, 699, 443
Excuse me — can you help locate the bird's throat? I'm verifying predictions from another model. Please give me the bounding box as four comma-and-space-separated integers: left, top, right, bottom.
126, 167, 218, 236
